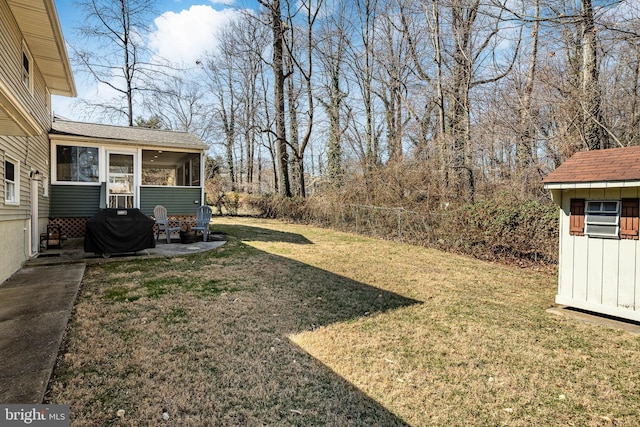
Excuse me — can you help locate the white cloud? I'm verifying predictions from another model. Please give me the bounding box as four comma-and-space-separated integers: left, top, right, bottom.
147, 5, 241, 65
211, 0, 236, 5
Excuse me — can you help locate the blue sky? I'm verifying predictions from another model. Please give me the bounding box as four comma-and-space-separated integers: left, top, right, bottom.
51, 0, 259, 120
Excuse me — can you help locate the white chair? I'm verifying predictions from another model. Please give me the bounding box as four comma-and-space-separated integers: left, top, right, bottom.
153, 205, 181, 243
191, 205, 212, 242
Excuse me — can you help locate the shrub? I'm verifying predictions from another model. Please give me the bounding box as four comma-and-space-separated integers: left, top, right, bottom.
243, 191, 559, 266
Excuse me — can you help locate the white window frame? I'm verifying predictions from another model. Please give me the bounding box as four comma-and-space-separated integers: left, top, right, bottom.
52, 143, 101, 185
42, 176, 49, 198
22, 41, 33, 95
46, 88, 51, 115
4, 156, 20, 205
585, 200, 620, 238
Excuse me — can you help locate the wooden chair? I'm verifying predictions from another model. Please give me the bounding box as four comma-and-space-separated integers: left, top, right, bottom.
153, 205, 181, 243
191, 205, 212, 242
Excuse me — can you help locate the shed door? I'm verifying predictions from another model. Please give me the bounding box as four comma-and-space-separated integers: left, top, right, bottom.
107, 153, 135, 209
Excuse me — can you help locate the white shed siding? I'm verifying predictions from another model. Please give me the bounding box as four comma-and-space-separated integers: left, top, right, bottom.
554, 187, 640, 321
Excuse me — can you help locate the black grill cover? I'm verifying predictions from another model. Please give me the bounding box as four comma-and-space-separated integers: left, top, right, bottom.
85, 208, 156, 255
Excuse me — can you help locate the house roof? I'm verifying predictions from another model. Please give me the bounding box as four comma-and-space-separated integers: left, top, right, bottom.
543, 146, 640, 189
6, 0, 76, 96
50, 118, 208, 151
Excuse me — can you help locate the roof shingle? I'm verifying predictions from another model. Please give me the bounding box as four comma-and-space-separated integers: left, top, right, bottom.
542, 146, 640, 184
50, 118, 208, 151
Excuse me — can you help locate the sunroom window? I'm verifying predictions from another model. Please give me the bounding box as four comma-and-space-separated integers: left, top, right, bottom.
585, 200, 620, 238
56, 145, 99, 183
142, 150, 200, 186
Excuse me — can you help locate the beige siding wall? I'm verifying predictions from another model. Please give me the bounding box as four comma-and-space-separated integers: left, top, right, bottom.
1, 0, 54, 282
556, 187, 640, 322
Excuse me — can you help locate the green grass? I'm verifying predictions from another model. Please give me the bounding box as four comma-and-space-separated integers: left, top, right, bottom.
46, 217, 640, 426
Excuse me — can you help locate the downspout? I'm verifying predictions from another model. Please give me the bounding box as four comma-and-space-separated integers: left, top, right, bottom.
200, 152, 205, 206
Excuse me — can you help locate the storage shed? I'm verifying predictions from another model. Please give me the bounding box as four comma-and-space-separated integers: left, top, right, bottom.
543, 146, 640, 322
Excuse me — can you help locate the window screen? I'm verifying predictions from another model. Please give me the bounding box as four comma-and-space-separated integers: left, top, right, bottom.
585, 201, 620, 238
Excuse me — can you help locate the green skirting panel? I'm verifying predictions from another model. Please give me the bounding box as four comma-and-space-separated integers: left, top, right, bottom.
50, 185, 101, 218
140, 187, 203, 216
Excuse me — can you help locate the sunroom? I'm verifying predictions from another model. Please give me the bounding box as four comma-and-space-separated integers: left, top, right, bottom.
48, 118, 208, 237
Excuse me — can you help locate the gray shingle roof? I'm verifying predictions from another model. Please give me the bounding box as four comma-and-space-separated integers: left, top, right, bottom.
51, 118, 208, 151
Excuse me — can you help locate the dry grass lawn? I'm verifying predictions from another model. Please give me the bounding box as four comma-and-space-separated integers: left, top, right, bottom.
47, 217, 640, 426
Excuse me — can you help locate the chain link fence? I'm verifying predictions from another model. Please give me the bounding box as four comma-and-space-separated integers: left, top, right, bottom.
246, 195, 559, 265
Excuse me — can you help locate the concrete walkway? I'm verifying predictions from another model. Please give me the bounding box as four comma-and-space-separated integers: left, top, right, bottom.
0, 237, 226, 403
0, 264, 85, 403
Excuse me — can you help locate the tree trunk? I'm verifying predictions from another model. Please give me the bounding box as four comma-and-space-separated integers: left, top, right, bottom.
516, 0, 539, 193
581, 0, 606, 150
272, 0, 292, 196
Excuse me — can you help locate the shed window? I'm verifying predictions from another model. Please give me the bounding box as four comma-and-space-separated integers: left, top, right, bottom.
620, 198, 640, 240
585, 201, 620, 238
569, 199, 585, 236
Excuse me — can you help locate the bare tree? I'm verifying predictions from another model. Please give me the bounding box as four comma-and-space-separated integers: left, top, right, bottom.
316, 0, 350, 184
580, 0, 607, 150
438, 0, 520, 201
516, 0, 540, 193
73, 0, 158, 126
258, 0, 292, 197
143, 75, 212, 139
375, 0, 413, 163
203, 27, 242, 191
284, 0, 322, 197
350, 0, 380, 168
235, 17, 268, 192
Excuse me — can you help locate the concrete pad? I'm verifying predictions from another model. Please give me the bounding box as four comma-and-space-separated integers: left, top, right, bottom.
0, 313, 71, 374
547, 305, 640, 335
25, 237, 227, 267
0, 264, 85, 403
0, 369, 51, 404
0, 268, 82, 322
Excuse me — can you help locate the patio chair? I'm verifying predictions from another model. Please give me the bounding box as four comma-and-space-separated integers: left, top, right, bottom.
191, 205, 212, 242
153, 205, 181, 243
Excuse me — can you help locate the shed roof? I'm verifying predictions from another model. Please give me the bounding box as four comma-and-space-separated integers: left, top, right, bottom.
543, 146, 640, 189
50, 118, 208, 151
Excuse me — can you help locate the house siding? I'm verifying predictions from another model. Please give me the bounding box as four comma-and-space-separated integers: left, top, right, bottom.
0, 0, 54, 283
140, 187, 202, 216
50, 185, 102, 217
555, 187, 640, 321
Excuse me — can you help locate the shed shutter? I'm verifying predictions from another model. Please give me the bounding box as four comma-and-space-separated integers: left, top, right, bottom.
569, 199, 585, 236
620, 198, 639, 240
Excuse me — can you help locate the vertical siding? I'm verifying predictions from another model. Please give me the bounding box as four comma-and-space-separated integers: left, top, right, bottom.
586, 238, 603, 304
572, 234, 588, 301
619, 241, 636, 309
601, 238, 619, 306
556, 187, 640, 321
635, 248, 640, 310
